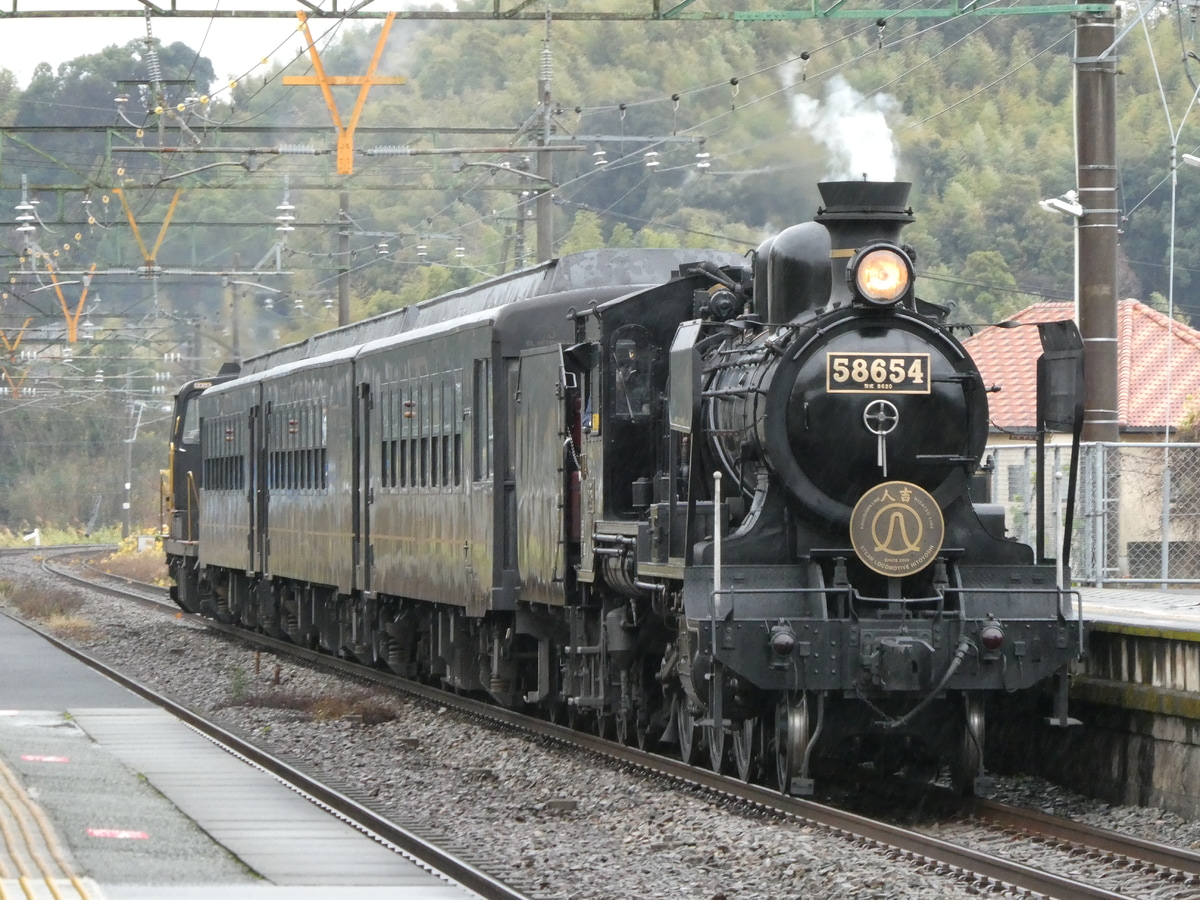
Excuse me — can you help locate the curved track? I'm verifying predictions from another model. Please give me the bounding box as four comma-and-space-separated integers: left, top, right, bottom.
44, 549, 1200, 900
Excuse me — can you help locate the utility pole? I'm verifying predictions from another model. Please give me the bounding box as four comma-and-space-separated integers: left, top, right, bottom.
338, 192, 351, 327
1074, 5, 1120, 443
227, 253, 241, 363
536, 13, 554, 262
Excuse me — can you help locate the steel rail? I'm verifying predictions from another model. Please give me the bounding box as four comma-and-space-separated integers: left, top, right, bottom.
43, 550, 1154, 900
966, 796, 1200, 879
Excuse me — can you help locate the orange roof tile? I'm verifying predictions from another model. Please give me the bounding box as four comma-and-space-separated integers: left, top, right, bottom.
961, 299, 1200, 433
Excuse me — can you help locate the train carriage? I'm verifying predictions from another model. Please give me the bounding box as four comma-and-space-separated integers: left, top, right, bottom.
164, 183, 1085, 796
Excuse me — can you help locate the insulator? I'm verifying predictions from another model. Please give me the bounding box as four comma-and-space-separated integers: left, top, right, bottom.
277, 145, 319, 155
644, 151, 659, 169
540, 45, 553, 83
365, 146, 413, 156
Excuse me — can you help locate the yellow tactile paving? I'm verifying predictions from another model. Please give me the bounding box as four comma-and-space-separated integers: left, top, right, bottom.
0, 879, 103, 900
0, 758, 100, 900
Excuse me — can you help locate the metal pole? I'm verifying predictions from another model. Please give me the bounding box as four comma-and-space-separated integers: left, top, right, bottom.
536, 15, 554, 263
1053, 447, 1063, 588
338, 191, 351, 327
712, 470, 722, 661
1074, 7, 1120, 443
228, 253, 241, 364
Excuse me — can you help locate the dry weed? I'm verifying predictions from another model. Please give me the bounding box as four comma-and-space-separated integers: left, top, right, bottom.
218, 688, 399, 725
44, 614, 99, 642
7, 586, 85, 620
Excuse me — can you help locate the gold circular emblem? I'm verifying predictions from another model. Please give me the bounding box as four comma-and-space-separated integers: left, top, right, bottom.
849, 480, 945, 577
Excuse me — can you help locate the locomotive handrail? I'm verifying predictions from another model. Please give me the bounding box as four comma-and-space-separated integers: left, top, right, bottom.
592, 532, 636, 545
186, 471, 200, 542
701, 385, 767, 398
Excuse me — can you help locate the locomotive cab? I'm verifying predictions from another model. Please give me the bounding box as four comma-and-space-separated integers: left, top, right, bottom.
161, 362, 240, 613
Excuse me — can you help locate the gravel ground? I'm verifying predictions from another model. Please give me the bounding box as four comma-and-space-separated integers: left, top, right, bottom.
6, 552, 1200, 900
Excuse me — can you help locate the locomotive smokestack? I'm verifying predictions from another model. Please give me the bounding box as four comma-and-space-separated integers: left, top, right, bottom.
816, 181, 914, 309
765, 181, 915, 324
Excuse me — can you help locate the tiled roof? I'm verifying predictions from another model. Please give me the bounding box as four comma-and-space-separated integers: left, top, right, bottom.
961, 299, 1200, 432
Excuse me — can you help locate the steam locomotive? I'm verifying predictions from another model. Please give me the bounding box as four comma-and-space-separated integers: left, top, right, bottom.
163, 180, 1086, 795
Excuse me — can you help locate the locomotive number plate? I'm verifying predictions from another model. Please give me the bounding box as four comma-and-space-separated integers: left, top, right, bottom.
826, 352, 930, 394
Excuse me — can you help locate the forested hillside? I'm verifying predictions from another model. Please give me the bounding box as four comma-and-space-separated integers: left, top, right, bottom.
1, 3, 1198, 530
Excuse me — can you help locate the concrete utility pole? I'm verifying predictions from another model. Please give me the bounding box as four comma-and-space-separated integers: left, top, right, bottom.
1074, 6, 1120, 443
536, 15, 555, 263
338, 192, 351, 327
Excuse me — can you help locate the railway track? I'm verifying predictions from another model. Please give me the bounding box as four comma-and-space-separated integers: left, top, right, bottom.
41, 548, 1200, 900
24, 549, 537, 900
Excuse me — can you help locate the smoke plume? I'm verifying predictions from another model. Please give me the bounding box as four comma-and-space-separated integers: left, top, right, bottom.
790, 75, 900, 182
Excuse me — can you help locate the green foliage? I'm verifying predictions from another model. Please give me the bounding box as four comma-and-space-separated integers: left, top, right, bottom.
4, 11, 1200, 530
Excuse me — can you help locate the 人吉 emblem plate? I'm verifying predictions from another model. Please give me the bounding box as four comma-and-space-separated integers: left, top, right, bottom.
849, 480, 944, 577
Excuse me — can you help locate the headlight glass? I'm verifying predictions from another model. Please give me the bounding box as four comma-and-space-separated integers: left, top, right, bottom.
853, 247, 910, 304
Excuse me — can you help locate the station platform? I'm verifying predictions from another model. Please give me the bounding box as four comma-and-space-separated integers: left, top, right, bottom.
1080, 584, 1200, 630
0, 612, 478, 900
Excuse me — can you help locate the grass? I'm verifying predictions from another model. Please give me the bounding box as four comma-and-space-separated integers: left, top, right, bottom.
217, 686, 400, 725
95, 546, 169, 586
0, 583, 96, 641
4, 584, 85, 620
0, 525, 124, 548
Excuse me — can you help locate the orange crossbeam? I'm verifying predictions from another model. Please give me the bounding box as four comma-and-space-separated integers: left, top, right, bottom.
113, 189, 183, 270
284, 76, 405, 86
1, 366, 30, 398
283, 11, 405, 175
46, 262, 97, 343
0, 319, 32, 360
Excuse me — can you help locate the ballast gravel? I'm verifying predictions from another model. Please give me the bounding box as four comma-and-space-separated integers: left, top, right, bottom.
5, 553, 1200, 900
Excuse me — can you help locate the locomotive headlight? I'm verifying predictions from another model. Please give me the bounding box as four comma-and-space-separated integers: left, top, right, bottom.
849, 244, 912, 306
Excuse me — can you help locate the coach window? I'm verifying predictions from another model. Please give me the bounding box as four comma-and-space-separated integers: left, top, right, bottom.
431, 377, 443, 488
421, 379, 431, 489
181, 401, 201, 445
441, 379, 452, 487
454, 373, 463, 486
473, 358, 493, 480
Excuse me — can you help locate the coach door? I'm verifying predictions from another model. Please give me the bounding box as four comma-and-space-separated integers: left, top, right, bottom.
512, 346, 580, 606
354, 382, 372, 594
248, 403, 268, 574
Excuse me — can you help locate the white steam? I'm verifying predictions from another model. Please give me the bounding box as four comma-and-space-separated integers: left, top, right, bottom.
790, 76, 900, 182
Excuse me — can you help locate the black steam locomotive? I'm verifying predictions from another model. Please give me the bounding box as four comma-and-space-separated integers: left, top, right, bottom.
163, 181, 1086, 795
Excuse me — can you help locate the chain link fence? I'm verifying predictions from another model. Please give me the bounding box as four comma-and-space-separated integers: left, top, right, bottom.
984, 442, 1200, 587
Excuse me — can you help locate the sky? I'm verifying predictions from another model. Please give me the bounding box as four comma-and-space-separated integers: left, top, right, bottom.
1, 10, 318, 88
